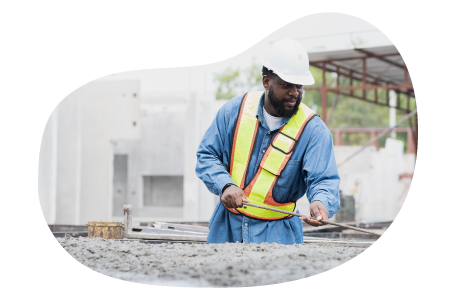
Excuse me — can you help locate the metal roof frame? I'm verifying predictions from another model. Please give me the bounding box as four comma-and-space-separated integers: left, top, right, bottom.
306, 45, 417, 153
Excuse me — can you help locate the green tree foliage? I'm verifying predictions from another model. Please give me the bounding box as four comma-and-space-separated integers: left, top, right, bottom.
214, 62, 263, 100
214, 64, 416, 151
214, 67, 242, 100
303, 65, 415, 149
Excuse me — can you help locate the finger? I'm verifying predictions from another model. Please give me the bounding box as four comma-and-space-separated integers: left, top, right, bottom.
225, 195, 234, 208
316, 202, 329, 220
320, 208, 329, 220
230, 195, 238, 209
301, 215, 323, 227
311, 205, 322, 221
235, 195, 244, 208
242, 194, 249, 203
221, 195, 228, 208
310, 215, 325, 226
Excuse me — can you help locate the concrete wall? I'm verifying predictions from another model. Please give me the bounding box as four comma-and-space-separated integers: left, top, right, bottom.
39, 81, 141, 225
38, 108, 58, 224
107, 92, 218, 223
333, 138, 414, 223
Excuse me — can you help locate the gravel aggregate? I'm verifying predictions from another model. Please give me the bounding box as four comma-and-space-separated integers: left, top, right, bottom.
57, 237, 367, 287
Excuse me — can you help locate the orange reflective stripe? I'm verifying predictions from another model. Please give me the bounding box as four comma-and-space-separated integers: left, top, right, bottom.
230, 92, 262, 189
226, 92, 316, 220
226, 92, 262, 215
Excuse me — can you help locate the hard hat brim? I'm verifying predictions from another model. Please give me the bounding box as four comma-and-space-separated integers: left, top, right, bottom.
273, 69, 315, 86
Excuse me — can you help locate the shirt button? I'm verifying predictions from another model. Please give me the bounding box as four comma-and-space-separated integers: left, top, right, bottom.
245, 223, 248, 226
267, 132, 270, 134
263, 150, 265, 153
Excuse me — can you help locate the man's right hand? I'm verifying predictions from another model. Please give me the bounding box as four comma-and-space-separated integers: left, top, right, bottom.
221, 185, 249, 208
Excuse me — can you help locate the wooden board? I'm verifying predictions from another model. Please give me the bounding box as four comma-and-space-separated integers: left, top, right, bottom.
88, 222, 123, 239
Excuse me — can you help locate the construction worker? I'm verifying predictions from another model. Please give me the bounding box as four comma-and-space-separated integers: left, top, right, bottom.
195, 38, 340, 244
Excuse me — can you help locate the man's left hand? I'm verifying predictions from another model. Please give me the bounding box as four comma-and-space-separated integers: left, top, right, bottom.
299, 201, 329, 227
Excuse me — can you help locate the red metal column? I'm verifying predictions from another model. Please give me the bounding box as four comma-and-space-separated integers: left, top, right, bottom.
404, 65, 408, 86
386, 88, 389, 105
349, 71, 353, 96
406, 127, 415, 153
336, 66, 340, 87
322, 63, 327, 124
362, 58, 367, 98
335, 129, 342, 146
407, 95, 410, 112
370, 130, 378, 150
375, 85, 378, 103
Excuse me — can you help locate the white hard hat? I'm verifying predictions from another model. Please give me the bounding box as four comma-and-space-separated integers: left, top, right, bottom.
262, 38, 315, 85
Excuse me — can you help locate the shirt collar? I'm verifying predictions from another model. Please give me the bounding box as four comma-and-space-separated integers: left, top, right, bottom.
256, 92, 291, 131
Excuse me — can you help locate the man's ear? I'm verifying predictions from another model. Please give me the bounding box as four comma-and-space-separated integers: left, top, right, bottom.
263, 75, 270, 90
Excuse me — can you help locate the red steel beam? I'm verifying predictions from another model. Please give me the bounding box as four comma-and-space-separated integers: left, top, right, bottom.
311, 52, 400, 64
405, 63, 456, 72
313, 62, 399, 88
327, 90, 409, 112
349, 70, 353, 96
371, 56, 402, 82
354, 49, 404, 69
329, 127, 411, 133
404, 65, 409, 86
362, 57, 366, 98
305, 85, 413, 91
407, 95, 410, 111
336, 66, 340, 87
375, 86, 378, 103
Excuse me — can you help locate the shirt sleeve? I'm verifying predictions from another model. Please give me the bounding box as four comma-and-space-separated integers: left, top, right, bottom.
195, 103, 237, 197
302, 124, 341, 218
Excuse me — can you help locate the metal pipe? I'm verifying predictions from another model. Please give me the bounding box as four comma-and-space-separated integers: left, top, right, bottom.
123, 204, 132, 234
122, 204, 207, 242
242, 202, 381, 237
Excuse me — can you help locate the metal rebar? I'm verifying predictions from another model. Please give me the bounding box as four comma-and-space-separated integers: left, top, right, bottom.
242, 202, 382, 237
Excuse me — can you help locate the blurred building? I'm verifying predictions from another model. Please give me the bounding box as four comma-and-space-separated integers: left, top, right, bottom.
39, 80, 415, 225
39, 80, 220, 225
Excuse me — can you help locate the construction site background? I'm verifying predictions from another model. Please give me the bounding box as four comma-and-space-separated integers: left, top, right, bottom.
39, 80, 414, 225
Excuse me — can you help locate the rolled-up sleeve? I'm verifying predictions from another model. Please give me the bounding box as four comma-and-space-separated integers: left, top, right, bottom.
195, 104, 236, 197
302, 124, 340, 218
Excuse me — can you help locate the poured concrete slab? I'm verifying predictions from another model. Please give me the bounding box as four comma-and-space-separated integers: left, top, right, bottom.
58, 237, 368, 287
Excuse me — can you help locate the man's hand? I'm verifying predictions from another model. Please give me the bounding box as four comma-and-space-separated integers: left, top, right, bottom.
299, 201, 329, 227
221, 185, 249, 208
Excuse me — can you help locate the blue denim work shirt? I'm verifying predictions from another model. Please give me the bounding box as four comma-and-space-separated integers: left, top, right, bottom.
195, 92, 340, 244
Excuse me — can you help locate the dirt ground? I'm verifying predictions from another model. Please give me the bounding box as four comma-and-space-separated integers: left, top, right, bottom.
57, 237, 368, 287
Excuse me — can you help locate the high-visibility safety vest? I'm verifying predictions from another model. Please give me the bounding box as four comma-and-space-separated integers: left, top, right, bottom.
224, 91, 316, 220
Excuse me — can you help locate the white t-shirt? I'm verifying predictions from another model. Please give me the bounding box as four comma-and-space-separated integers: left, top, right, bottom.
263, 106, 283, 131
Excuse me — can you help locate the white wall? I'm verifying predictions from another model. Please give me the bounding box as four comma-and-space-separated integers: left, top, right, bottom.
38, 108, 58, 224
334, 138, 414, 223
39, 81, 141, 225
109, 91, 218, 223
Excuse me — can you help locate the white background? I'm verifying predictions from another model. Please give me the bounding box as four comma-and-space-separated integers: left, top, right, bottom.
0, 13, 456, 93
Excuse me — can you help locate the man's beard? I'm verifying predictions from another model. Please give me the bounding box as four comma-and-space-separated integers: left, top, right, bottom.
267, 85, 302, 118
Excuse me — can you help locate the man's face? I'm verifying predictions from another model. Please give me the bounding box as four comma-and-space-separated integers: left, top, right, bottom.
263, 75, 304, 118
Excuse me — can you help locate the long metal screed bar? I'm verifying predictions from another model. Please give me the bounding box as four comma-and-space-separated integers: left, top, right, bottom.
242, 202, 382, 237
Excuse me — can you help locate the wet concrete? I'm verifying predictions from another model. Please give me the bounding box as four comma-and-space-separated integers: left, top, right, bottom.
57, 237, 367, 287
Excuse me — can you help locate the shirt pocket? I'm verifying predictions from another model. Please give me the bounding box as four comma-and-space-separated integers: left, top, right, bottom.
274, 159, 301, 188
